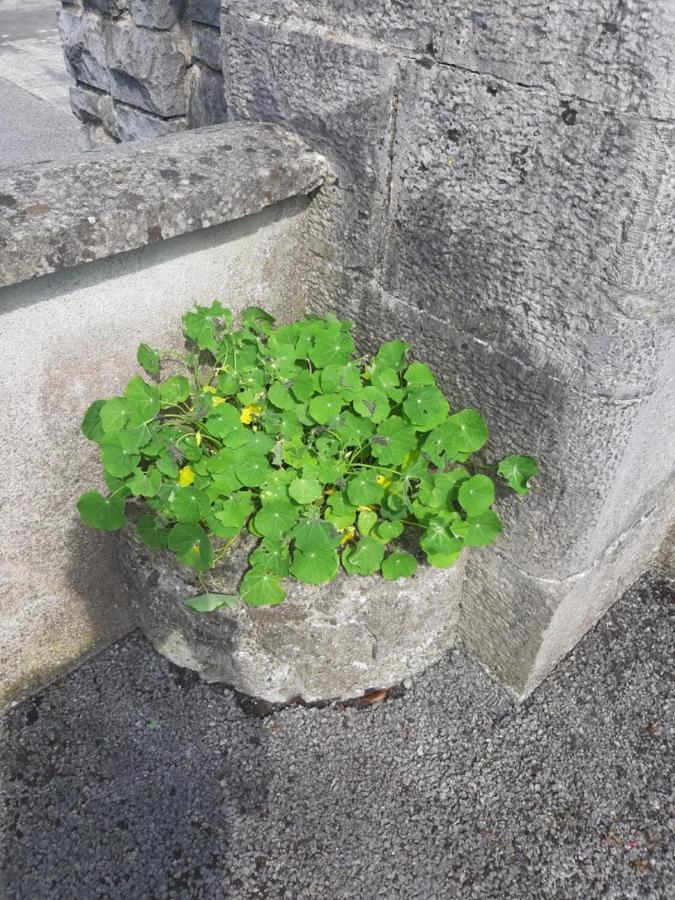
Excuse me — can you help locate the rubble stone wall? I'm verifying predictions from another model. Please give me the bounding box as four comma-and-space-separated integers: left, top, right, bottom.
59, 0, 224, 144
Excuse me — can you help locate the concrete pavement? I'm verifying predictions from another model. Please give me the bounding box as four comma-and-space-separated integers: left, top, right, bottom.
0, 0, 82, 166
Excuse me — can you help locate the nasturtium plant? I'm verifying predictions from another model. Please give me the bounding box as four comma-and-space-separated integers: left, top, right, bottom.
78, 305, 539, 611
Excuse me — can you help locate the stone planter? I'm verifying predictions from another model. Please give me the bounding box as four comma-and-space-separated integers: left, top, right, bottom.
119, 526, 465, 703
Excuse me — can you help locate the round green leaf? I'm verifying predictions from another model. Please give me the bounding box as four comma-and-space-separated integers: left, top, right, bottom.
235, 455, 272, 488
267, 381, 296, 410
372, 519, 404, 543
171, 486, 211, 522
420, 520, 463, 558
352, 387, 390, 424
374, 339, 409, 370
290, 548, 339, 584
77, 491, 127, 531
159, 375, 190, 405
241, 568, 286, 606
288, 475, 323, 505
403, 385, 449, 431
381, 551, 418, 580
136, 513, 168, 549
292, 518, 341, 552
357, 509, 377, 536
404, 362, 436, 385
309, 327, 355, 368
451, 510, 502, 547
81, 399, 106, 443
343, 537, 384, 576
308, 393, 345, 425
184, 593, 238, 612
320, 364, 362, 395
371, 416, 418, 466
445, 409, 489, 454
168, 522, 213, 570
325, 491, 357, 529
458, 474, 495, 515
254, 501, 299, 540
346, 473, 386, 506
498, 455, 539, 495
215, 491, 253, 529
137, 343, 160, 376
248, 541, 290, 576
127, 466, 162, 498
125, 377, 160, 424
100, 434, 141, 478
100, 397, 128, 433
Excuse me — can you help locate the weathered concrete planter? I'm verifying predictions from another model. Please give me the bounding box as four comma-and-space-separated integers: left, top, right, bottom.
119, 527, 465, 703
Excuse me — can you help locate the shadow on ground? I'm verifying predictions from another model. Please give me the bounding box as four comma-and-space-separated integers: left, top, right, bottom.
1, 574, 673, 899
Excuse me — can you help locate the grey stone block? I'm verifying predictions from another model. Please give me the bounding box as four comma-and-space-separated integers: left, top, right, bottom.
115, 102, 187, 141
459, 482, 672, 698
106, 23, 190, 116
130, 0, 187, 30
189, 0, 220, 27
191, 23, 221, 70
69, 84, 119, 139
83, 0, 127, 16
59, 8, 110, 92
120, 526, 465, 703
188, 62, 226, 127
223, 14, 398, 269
302, 263, 675, 582
384, 62, 675, 396
227, 0, 675, 118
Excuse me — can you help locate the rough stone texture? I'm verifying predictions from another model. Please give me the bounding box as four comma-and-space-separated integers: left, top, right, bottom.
191, 22, 221, 70
0, 122, 328, 287
59, 8, 110, 92
130, 0, 186, 30
115, 101, 187, 141
227, 0, 675, 118
120, 526, 465, 703
69, 82, 119, 137
105, 23, 190, 116
223, 14, 398, 269
83, 0, 127, 18
386, 63, 675, 397
188, 61, 225, 127
189, 0, 220, 27
1, 573, 673, 898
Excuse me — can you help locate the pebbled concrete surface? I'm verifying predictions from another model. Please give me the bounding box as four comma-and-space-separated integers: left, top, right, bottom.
1, 572, 673, 899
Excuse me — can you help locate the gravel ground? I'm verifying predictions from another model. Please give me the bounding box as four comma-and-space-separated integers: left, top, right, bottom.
1, 573, 673, 899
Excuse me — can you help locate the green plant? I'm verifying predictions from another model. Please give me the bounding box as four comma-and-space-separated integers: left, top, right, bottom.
78, 304, 538, 610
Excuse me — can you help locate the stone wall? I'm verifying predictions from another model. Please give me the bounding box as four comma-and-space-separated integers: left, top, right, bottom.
53, 2, 675, 699
0, 124, 328, 709
59, 0, 224, 144
219, 1, 675, 697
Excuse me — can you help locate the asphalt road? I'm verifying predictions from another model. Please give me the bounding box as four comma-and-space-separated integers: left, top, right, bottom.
1, 573, 673, 898
0, 0, 82, 167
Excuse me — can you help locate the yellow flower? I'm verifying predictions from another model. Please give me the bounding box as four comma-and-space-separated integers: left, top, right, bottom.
178, 465, 195, 487
357, 505, 374, 512
211, 396, 226, 406
240, 403, 263, 424
339, 526, 357, 545
376, 474, 392, 488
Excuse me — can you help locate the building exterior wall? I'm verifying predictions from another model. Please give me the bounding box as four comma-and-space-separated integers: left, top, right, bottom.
53, 1, 675, 697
